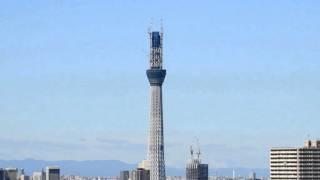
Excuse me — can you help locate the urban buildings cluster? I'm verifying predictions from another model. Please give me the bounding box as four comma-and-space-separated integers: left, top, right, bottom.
61, 175, 117, 180
0, 167, 60, 180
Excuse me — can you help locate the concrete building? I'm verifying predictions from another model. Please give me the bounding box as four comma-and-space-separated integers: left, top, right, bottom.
186, 146, 208, 180
120, 171, 129, 180
45, 167, 60, 180
4, 168, 18, 180
146, 29, 166, 180
32, 172, 43, 180
0, 169, 5, 180
129, 169, 150, 180
19, 175, 29, 180
270, 140, 320, 180
42, 169, 46, 180
19, 169, 29, 180
138, 160, 150, 171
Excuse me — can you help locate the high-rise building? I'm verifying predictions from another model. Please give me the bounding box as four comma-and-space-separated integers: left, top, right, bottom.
129, 168, 150, 180
120, 171, 129, 180
186, 146, 208, 180
146, 29, 166, 180
270, 140, 320, 180
4, 168, 18, 180
45, 167, 60, 180
41, 169, 46, 180
0, 169, 5, 180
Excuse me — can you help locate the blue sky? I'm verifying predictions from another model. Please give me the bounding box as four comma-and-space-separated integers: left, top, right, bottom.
0, 0, 320, 168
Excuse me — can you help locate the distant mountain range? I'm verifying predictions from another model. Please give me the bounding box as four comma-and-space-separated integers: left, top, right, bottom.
0, 159, 268, 177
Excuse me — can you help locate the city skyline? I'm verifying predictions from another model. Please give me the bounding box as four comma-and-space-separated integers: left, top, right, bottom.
1, 0, 320, 169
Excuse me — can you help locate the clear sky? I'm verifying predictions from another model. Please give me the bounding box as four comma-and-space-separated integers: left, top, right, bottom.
1, 0, 320, 168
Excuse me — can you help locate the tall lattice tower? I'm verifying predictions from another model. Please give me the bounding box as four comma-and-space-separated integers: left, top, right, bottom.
146, 29, 166, 180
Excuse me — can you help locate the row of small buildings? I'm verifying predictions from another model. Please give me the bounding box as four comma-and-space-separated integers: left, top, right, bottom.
0, 167, 60, 180
120, 147, 209, 180
119, 139, 320, 180
1, 139, 320, 180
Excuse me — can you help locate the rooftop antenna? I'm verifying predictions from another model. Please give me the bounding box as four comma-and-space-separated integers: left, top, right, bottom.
160, 18, 164, 35
196, 137, 201, 160
190, 145, 194, 160
149, 18, 154, 33
192, 137, 201, 161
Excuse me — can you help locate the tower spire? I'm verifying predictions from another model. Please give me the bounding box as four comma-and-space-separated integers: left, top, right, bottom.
146, 28, 166, 180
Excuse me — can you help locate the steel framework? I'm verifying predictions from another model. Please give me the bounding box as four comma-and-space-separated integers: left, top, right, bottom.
146, 30, 166, 180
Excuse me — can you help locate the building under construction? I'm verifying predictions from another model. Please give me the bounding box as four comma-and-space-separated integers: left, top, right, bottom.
186, 144, 208, 180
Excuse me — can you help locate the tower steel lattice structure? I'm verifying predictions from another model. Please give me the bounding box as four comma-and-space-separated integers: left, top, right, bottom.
146, 30, 166, 180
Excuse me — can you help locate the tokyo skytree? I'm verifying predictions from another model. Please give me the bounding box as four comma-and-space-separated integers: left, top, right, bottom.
146, 29, 166, 180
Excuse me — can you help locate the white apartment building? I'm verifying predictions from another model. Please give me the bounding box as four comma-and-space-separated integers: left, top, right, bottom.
270, 140, 320, 180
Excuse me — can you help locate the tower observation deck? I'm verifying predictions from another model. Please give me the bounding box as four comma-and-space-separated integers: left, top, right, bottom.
146, 30, 166, 180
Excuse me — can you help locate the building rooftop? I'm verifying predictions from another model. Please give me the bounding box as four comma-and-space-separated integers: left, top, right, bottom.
270, 140, 320, 150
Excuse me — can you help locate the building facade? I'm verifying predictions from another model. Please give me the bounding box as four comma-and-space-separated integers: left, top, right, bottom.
32, 172, 43, 180
4, 168, 18, 180
146, 30, 166, 180
186, 147, 208, 180
129, 169, 150, 180
45, 167, 60, 180
138, 160, 150, 171
20, 175, 30, 180
0, 169, 5, 180
186, 163, 208, 180
270, 140, 320, 180
120, 171, 129, 180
